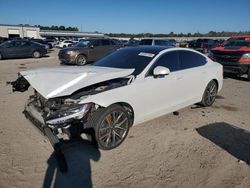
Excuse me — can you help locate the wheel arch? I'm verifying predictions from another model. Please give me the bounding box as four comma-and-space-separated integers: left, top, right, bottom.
77, 53, 87, 59
105, 102, 135, 127
212, 78, 219, 89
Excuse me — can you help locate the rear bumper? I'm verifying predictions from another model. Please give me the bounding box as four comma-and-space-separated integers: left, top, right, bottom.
219, 62, 250, 75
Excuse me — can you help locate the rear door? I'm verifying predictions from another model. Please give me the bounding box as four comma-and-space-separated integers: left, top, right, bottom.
178, 50, 207, 103
13, 41, 33, 57
88, 39, 103, 61
20, 41, 33, 56
100, 39, 117, 58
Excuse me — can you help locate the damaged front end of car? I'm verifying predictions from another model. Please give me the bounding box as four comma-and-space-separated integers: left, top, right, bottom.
9, 74, 133, 144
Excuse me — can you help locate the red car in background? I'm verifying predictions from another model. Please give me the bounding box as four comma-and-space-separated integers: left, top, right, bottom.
210, 35, 250, 81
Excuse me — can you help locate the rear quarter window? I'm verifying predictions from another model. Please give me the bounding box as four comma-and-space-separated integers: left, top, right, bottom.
180, 50, 207, 69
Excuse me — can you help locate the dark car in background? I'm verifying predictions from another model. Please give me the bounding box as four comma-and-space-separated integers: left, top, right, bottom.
189, 39, 220, 53
139, 38, 175, 46
29, 38, 52, 49
58, 38, 120, 65
0, 40, 47, 60
0, 37, 10, 44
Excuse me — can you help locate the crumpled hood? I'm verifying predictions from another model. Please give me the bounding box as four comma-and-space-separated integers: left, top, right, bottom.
20, 66, 134, 99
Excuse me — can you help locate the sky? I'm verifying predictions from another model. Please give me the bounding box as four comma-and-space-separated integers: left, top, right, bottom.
0, 0, 249, 34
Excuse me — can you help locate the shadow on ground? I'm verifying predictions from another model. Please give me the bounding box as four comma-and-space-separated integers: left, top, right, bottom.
43, 139, 101, 188
196, 122, 250, 165
224, 73, 249, 82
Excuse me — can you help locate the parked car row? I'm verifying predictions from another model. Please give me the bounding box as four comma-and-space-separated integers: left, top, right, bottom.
58, 38, 178, 65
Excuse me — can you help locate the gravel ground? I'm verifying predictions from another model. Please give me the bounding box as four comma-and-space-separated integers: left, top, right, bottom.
0, 49, 249, 188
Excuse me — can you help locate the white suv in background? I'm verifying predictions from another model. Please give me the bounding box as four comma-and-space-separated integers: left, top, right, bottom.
56, 40, 74, 48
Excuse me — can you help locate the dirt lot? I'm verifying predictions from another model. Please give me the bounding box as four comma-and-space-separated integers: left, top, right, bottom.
0, 49, 250, 188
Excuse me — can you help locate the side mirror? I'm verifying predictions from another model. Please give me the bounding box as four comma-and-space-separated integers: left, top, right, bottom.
153, 66, 170, 78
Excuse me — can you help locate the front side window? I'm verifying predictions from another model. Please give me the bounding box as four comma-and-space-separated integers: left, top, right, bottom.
154, 40, 170, 46
21, 41, 30, 46
180, 50, 206, 69
148, 51, 180, 75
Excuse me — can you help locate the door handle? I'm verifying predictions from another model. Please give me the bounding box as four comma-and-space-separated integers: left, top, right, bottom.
174, 76, 183, 80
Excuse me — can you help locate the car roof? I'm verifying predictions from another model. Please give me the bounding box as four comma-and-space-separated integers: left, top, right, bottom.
123, 46, 173, 53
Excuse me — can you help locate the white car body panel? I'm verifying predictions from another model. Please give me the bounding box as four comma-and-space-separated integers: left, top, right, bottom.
80, 48, 223, 125
20, 66, 134, 99
20, 47, 223, 126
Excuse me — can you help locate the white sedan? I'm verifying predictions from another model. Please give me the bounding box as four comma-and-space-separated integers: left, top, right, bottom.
11, 46, 223, 150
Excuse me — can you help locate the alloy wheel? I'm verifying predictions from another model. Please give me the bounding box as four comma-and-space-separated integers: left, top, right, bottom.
205, 82, 217, 105
98, 110, 129, 148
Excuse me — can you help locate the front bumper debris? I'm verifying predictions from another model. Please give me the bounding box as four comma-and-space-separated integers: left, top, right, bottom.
23, 100, 68, 173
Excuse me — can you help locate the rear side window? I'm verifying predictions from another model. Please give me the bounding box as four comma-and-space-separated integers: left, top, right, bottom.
180, 51, 206, 69
148, 51, 180, 75
154, 40, 170, 46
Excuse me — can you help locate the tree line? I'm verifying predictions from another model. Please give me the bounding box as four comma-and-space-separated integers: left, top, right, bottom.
107, 31, 250, 38
34, 25, 79, 31
23, 24, 250, 37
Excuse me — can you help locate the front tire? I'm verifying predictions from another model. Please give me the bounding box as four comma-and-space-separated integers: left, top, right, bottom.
90, 105, 130, 150
33, 51, 41, 58
201, 80, 218, 107
0, 53, 2, 60
76, 55, 87, 65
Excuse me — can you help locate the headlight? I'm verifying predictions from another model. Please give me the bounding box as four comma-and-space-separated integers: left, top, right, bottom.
46, 103, 92, 125
239, 53, 250, 63
241, 53, 250, 59
66, 51, 76, 55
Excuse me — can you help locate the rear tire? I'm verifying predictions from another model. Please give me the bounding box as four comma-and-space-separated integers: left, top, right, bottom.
76, 55, 87, 65
88, 105, 130, 150
0, 53, 2, 60
200, 80, 218, 107
33, 51, 41, 58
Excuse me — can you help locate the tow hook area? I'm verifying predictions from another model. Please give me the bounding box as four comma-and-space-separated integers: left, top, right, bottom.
44, 127, 68, 173
6, 76, 30, 92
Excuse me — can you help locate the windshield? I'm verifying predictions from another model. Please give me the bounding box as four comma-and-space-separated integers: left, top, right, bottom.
224, 40, 250, 47
76, 40, 91, 47
93, 48, 157, 75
